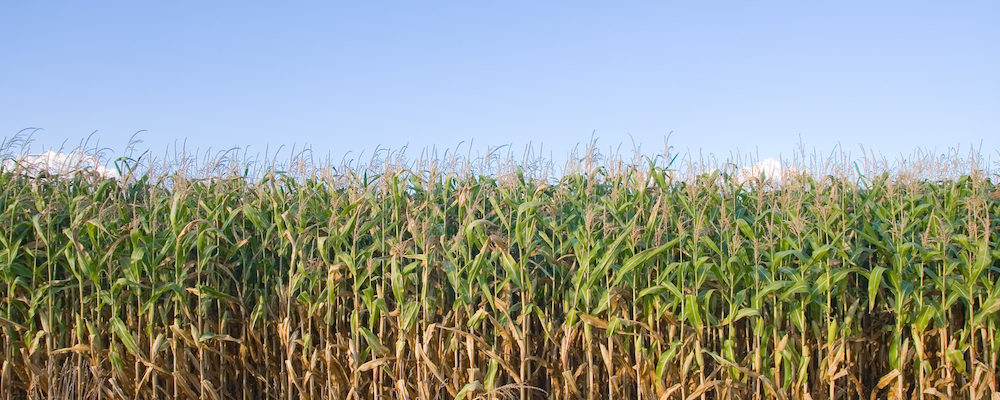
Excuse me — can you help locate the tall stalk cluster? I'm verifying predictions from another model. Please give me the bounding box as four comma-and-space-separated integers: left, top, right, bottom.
0, 149, 998, 399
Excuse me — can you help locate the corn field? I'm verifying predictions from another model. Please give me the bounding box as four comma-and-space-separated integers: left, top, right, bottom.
1, 146, 999, 399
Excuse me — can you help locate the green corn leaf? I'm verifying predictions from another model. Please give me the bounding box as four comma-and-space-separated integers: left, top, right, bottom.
867, 266, 887, 311
484, 359, 499, 390
359, 327, 390, 357
454, 381, 482, 400
758, 280, 792, 301
498, 249, 523, 290
108, 348, 124, 372
637, 282, 682, 301
807, 244, 835, 265
779, 279, 810, 302
400, 301, 420, 333
516, 200, 546, 215
110, 316, 141, 358
736, 219, 755, 241
611, 237, 680, 288
722, 307, 760, 325
914, 304, 938, 332
684, 294, 703, 330
194, 285, 239, 304
656, 341, 682, 379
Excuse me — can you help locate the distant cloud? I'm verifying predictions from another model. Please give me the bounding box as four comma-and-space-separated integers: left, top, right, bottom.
736, 158, 797, 185
2, 151, 118, 179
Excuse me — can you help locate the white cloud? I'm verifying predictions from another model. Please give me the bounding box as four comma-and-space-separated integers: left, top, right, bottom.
2, 151, 118, 179
737, 158, 797, 185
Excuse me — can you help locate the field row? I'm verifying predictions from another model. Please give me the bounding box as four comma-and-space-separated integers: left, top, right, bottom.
1, 164, 998, 399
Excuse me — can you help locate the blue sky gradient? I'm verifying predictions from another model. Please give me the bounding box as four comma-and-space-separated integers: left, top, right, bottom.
2, 1, 998, 165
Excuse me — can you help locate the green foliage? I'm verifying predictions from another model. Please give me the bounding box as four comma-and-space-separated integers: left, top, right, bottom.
0, 153, 998, 399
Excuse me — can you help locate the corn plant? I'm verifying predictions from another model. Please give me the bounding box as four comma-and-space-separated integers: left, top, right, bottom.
0, 145, 997, 399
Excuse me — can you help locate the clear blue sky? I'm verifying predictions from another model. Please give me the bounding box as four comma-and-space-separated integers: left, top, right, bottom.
2, 1, 998, 165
